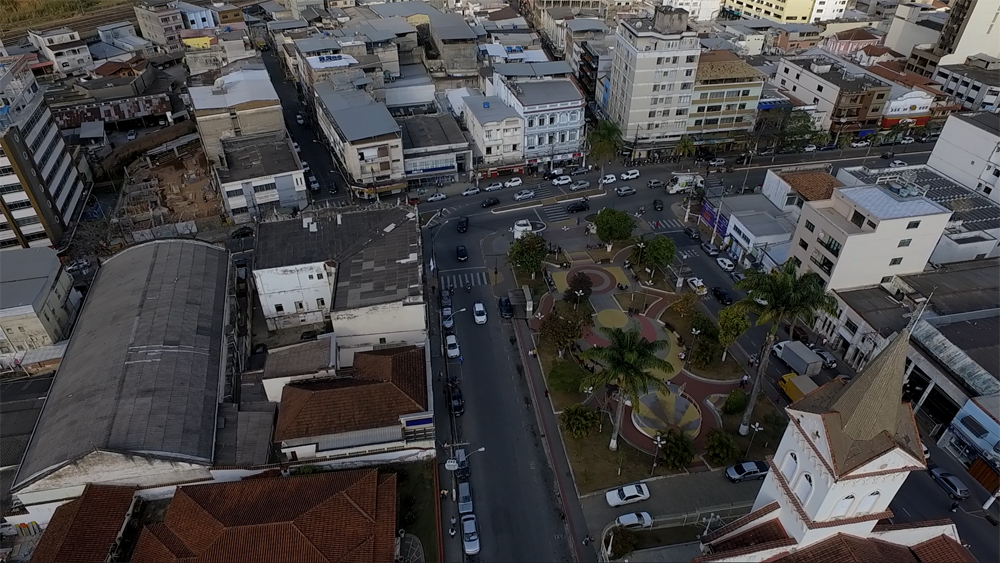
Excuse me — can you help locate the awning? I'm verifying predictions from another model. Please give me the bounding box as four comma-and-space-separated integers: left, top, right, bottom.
960, 415, 989, 439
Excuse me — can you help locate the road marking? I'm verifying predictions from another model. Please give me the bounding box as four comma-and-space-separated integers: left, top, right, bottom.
649, 218, 682, 230
439, 266, 487, 273
440, 271, 490, 289
543, 204, 569, 222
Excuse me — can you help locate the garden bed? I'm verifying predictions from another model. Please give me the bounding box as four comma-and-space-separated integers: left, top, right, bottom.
719, 394, 787, 462
659, 306, 743, 382
384, 460, 438, 563
562, 423, 685, 494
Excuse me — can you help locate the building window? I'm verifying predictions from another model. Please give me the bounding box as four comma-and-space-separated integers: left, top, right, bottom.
694, 119, 703, 126
798, 239, 809, 250
794, 474, 813, 504
889, 257, 902, 266
880, 276, 893, 283
898, 238, 911, 247
876, 93, 885, 100
850, 211, 865, 227
817, 84, 824, 92
780, 451, 798, 480
317, 298, 326, 307
707, 105, 722, 112
275, 304, 284, 313
845, 319, 858, 334
804, 220, 815, 232
649, 111, 656, 118
686, 55, 696, 63
906, 220, 920, 229
856, 491, 881, 514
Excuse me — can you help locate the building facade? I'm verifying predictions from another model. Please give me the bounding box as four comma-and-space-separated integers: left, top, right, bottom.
215, 134, 308, 222
398, 115, 472, 188
933, 55, 1000, 112
134, 0, 185, 53
687, 50, 765, 149
721, 0, 846, 23
927, 112, 1000, 204
461, 95, 525, 174
26, 28, 93, 76
0, 248, 80, 355
906, 0, 1000, 77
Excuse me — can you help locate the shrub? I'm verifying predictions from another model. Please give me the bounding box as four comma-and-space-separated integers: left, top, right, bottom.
548, 360, 587, 394
657, 428, 694, 470
705, 428, 738, 465
671, 293, 698, 319
565, 271, 594, 304
691, 312, 719, 340
721, 389, 748, 415
690, 339, 719, 369
609, 526, 640, 559
560, 404, 600, 439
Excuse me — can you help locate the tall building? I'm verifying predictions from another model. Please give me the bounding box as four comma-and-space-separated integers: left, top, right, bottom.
133, 0, 184, 53
1, 55, 87, 250
721, 0, 847, 23
906, 0, 1000, 77
607, 7, 701, 157
687, 50, 765, 150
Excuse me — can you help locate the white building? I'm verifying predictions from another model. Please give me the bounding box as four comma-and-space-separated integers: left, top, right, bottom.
671, 0, 722, 21
883, 2, 946, 59
696, 310, 976, 563
27, 27, 93, 76
927, 112, 1000, 203
761, 164, 845, 224
906, 0, 1000, 77
174, 1, 216, 30
932, 55, 1000, 112
787, 183, 952, 291
0, 248, 80, 357
460, 95, 525, 173
96, 22, 154, 56
214, 133, 308, 222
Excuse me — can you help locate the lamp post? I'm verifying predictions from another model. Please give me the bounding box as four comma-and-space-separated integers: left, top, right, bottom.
444, 308, 467, 324
745, 422, 763, 458
574, 289, 585, 310
650, 434, 665, 476
467, 446, 486, 458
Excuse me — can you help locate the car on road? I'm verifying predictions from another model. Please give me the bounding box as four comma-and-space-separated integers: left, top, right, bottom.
620, 169, 640, 180
543, 168, 564, 180
428, 192, 447, 202
605, 483, 650, 507
483, 182, 502, 192
725, 461, 769, 482
457, 217, 468, 233
716, 257, 735, 271
615, 512, 653, 530
451, 387, 465, 417
889, 160, 908, 168
481, 197, 499, 208
442, 307, 455, 329
647, 179, 665, 189
818, 144, 837, 151
731, 272, 746, 283
230, 226, 254, 239
712, 287, 733, 305
446, 334, 461, 359
498, 296, 514, 319
301, 161, 310, 172
462, 186, 482, 196
566, 201, 590, 213
758, 148, 775, 156
653, 199, 664, 211
571, 167, 590, 175
701, 242, 720, 256
513, 189, 536, 201
473, 301, 487, 325
930, 468, 970, 499
456, 245, 468, 261
850, 139, 871, 148
552, 175, 572, 186
687, 277, 708, 296
880, 151, 895, 159
708, 158, 726, 166
803, 144, 817, 152
570, 180, 591, 191
292, 141, 300, 153
504, 177, 523, 188
615, 186, 637, 197
308, 175, 320, 191
458, 481, 473, 514
814, 349, 837, 369
126, 129, 137, 141
900, 136, 915, 144
684, 227, 701, 240
600, 174, 617, 185
295, 114, 305, 125
461, 515, 480, 555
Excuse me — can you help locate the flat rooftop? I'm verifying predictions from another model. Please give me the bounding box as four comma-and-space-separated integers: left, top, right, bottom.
932, 313, 1000, 380
785, 55, 892, 92
0, 247, 60, 310
398, 114, 466, 151
938, 63, 1000, 87
696, 50, 765, 82
778, 170, 844, 201
836, 286, 910, 338
493, 61, 572, 77
189, 68, 278, 110
316, 84, 399, 143
950, 111, 1000, 136
838, 185, 951, 220
899, 258, 1000, 315
463, 95, 521, 124
513, 79, 583, 106
217, 134, 299, 184
737, 211, 796, 238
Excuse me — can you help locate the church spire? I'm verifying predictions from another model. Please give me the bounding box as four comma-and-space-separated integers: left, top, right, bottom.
830, 297, 931, 442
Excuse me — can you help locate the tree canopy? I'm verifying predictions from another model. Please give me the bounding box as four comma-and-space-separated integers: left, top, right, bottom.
594, 208, 635, 246
507, 232, 547, 274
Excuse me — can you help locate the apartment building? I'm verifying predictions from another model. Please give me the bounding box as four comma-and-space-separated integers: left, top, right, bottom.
687, 50, 765, 148
174, 1, 216, 30
926, 112, 1000, 204
134, 0, 185, 53
607, 7, 701, 157
787, 183, 951, 291
96, 22, 155, 57
722, 0, 847, 23
26, 28, 93, 76
906, 0, 1000, 77
773, 54, 892, 136
215, 133, 308, 222
1, 56, 88, 251
883, 2, 946, 58
0, 248, 80, 354
933, 55, 1000, 112
461, 95, 525, 173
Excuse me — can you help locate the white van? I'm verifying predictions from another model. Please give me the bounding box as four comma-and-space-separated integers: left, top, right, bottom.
667, 173, 705, 194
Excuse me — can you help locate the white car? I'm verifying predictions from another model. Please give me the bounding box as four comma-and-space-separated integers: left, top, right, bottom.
295, 114, 305, 125
473, 301, 487, 325
462, 186, 481, 196
615, 186, 637, 197
751, 292, 768, 306
551, 175, 572, 186
513, 189, 535, 201
620, 169, 640, 180
716, 257, 735, 272
605, 483, 650, 507
615, 512, 653, 530
126, 129, 137, 141
292, 141, 300, 153
889, 160, 908, 168
461, 515, 480, 556
802, 144, 817, 152
482, 183, 502, 192
570, 180, 590, 191
301, 161, 311, 172
708, 158, 726, 166
687, 277, 708, 296
428, 192, 447, 202
850, 140, 871, 148
600, 174, 617, 185
446, 334, 461, 359
504, 177, 523, 188
900, 136, 915, 144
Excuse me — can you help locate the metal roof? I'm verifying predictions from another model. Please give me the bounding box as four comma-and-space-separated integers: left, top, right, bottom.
13, 240, 229, 491
0, 248, 61, 311
462, 95, 521, 125
188, 68, 278, 110
512, 80, 583, 106
315, 83, 399, 143
838, 185, 951, 220
493, 61, 572, 77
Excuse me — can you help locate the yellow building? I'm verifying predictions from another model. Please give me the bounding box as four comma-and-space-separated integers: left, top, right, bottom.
722, 0, 847, 23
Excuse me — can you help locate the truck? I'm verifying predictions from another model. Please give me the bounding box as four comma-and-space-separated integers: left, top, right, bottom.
778, 373, 819, 403
667, 173, 705, 194
772, 340, 823, 377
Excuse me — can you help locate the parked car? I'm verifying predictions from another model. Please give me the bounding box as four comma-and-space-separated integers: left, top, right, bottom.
605, 483, 650, 507
428, 192, 447, 202
456, 245, 468, 261
552, 175, 572, 186
687, 277, 708, 296
930, 467, 970, 499
701, 242, 720, 256
301, 161, 310, 172
570, 166, 590, 175
684, 227, 701, 240
504, 177, 523, 188
231, 226, 254, 239
457, 481, 473, 513
647, 179, 665, 189
758, 148, 775, 156
566, 201, 590, 213
462, 186, 482, 196
712, 287, 733, 305
295, 114, 304, 125
126, 129, 137, 141
620, 169, 640, 180
600, 174, 617, 185
708, 158, 726, 166
446, 334, 461, 358
309, 176, 320, 191
818, 144, 838, 151
802, 144, 817, 152
472, 301, 487, 325
457, 217, 468, 233
850, 139, 871, 148
482, 197, 500, 208
570, 180, 591, 191
292, 141, 300, 153
482, 183, 502, 192
889, 160, 908, 168
900, 136, 915, 144
814, 349, 837, 369
725, 461, 769, 482
442, 307, 454, 329
652, 199, 664, 211
731, 272, 746, 283
451, 387, 465, 417
716, 257, 735, 271
513, 189, 536, 201
498, 297, 514, 318
300, 330, 318, 341
615, 512, 653, 530
615, 186, 637, 197
461, 515, 480, 555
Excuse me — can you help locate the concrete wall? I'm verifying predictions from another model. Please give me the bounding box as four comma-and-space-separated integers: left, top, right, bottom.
927, 116, 1000, 204
254, 262, 335, 331
331, 300, 426, 367
194, 104, 285, 166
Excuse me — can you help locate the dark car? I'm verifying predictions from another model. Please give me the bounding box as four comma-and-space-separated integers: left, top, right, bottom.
930, 467, 970, 499
725, 461, 769, 482
880, 151, 895, 159
300, 330, 318, 341
498, 296, 514, 319
456, 245, 468, 261
712, 287, 733, 305
450, 387, 465, 416
684, 227, 701, 240
231, 226, 254, 239
482, 197, 500, 208
818, 144, 837, 151
652, 199, 664, 211
457, 217, 469, 233
566, 201, 590, 213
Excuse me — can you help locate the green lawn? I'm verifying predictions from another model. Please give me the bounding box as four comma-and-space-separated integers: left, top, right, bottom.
720, 394, 787, 463
562, 423, 684, 494
385, 460, 438, 563
660, 307, 743, 382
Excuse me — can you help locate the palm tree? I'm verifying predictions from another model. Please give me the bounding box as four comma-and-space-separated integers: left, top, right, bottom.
581, 326, 674, 451
673, 136, 696, 164
732, 262, 838, 435
587, 119, 623, 184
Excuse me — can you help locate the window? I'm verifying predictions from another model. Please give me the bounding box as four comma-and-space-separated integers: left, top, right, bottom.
696, 106, 706, 113
295, 301, 304, 310
317, 272, 324, 279
889, 257, 902, 266
871, 106, 881, 112
707, 105, 722, 112
684, 69, 693, 77
798, 239, 809, 250
876, 93, 885, 100
856, 491, 881, 514
694, 119, 703, 126
681, 82, 692, 90
780, 452, 798, 480
804, 220, 815, 232
817, 84, 824, 92
698, 93, 708, 100
880, 276, 893, 283
676, 109, 688, 116
317, 298, 326, 307
906, 220, 920, 229
850, 210, 865, 227
275, 304, 284, 313
741, 89, 750, 96
898, 238, 911, 247
794, 474, 813, 504
780, 78, 787, 86
704, 118, 719, 125
686, 55, 696, 63
845, 319, 858, 334
649, 111, 657, 118
738, 103, 746, 110
831, 494, 855, 519
784, 67, 790, 74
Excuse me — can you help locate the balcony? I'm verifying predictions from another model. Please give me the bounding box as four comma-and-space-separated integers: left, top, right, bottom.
810, 255, 834, 276
817, 235, 842, 257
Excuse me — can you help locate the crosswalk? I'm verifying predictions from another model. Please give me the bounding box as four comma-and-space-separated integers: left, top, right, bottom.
648, 218, 684, 231
440, 270, 490, 289
677, 249, 700, 260
542, 204, 570, 223
426, 206, 458, 228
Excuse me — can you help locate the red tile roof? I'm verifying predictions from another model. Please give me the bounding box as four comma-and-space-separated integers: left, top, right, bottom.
31, 484, 136, 563
768, 533, 919, 562
130, 469, 396, 562
834, 28, 880, 42
712, 519, 791, 552
911, 535, 977, 562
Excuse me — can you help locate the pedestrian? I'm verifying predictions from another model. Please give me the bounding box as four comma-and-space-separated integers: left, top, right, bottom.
950, 501, 959, 513
459, 355, 464, 365
576, 216, 580, 225
440, 489, 449, 499
748, 356, 753, 367
740, 374, 749, 389
449, 527, 457, 538
438, 371, 442, 382
450, 516, 457, 525
544, 389, 550, 398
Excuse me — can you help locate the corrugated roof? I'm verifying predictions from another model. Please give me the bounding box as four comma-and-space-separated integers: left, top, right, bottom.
839, 186, 950, 220
512, 79, 583, 106
188, 68, 278, 110
463, 95, 521, 124
493, 60, 572, 77
315, 83, 398, 142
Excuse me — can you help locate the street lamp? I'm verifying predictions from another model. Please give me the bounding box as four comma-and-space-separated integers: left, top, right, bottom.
444, 308, 467, 323
574, 289, 585, 310
650, 434, 665, 476
467, 446, 486, 458
745, 422, 763, 458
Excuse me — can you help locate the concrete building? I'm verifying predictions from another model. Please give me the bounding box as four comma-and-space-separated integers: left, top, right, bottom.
26, 28, 93, 76
933, 55, 1000, 112
906, 0, 1000, 78
688, 50, 765, 149
927, 112, 1000, 204
314, 84, 405, 200
96, 22, 155, 58
368, 2, 478, 77
607, 7, 701, 157
211, 3, 245, 26
563, 18, 610, 68
1, 55, 88, 251
883, 2, 946, 59
189, 66, 284, 167
572, 38, 613, 104
821, 27, 883, 57
0, 248, 80, 355
761, 163, 845, 224
285, 0, 326, 20
461, 95, 526, 174
292, 34, 394, 100
134, 0, 185, 53
214, 133, 308, 222
538, 8, 604, 58
398, 114, 472, 188
710, 195, 797, 267
174, 1, 216, 30
183, 28, 257, 77
721, 0, 846, 23
787, 182, 952, 290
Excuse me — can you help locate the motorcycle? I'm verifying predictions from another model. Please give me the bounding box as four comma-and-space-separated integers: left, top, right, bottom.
465, 283, 472, 293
